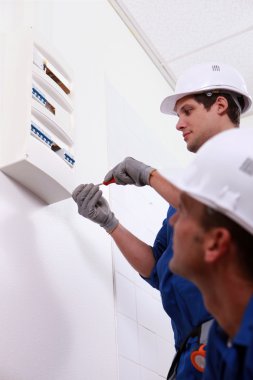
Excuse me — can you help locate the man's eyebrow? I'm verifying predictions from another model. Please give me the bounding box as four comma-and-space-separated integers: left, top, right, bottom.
176, 103, 192, 115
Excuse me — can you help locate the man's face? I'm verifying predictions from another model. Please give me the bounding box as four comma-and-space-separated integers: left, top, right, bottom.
169, 193, 207, 280
175, 96, 221, 153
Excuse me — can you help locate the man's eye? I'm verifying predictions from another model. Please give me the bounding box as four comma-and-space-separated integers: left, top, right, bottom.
184, 109, 192, 116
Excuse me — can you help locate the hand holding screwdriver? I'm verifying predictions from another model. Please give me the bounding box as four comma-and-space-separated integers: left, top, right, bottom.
97, 178, 116, 186
103, 157, 156, 187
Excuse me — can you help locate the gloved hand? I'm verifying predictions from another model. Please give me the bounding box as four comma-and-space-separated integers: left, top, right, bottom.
104, 157, 156, 187
72, 184, 119, 233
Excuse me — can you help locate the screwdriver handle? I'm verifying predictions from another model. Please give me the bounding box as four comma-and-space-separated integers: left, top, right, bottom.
103, 178, 116, 186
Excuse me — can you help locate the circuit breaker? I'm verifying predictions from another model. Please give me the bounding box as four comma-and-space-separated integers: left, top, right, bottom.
0, 29, 75, 204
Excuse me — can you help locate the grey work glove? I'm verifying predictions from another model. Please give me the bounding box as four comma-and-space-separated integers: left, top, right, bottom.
104, 157, 156, 186
72, 184, 119, 233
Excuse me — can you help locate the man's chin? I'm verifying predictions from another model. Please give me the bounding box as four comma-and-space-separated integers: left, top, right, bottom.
187, 142, 198, 153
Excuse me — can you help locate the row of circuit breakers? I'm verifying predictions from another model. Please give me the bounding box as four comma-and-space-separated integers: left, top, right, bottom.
0, 29, 75, 204
32, 50, 75, 167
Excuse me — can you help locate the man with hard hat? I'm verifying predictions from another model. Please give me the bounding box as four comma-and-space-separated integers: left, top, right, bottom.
168, 126, 253, 379
72, 63, 252, 379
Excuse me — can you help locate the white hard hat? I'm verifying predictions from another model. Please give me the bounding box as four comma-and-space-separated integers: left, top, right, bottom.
169, 126, 253, 235
160, 63, 252, 115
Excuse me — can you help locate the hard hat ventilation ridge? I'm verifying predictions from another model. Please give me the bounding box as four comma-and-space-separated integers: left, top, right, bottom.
212, 65, 220, 71
160, 62, 252, 115
239, 158, 253, 176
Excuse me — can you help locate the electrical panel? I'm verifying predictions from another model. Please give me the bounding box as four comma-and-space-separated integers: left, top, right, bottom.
0, 29, 75, 204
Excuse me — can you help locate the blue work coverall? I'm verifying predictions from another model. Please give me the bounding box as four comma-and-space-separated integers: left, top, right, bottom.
204, 297, 253, 379
143, 206, 212, 379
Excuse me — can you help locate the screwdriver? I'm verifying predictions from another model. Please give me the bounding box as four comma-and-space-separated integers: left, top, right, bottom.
96, 178, 116, 186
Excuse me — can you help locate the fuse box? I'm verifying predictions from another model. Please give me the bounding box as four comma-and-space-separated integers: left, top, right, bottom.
0, 29, 75, 204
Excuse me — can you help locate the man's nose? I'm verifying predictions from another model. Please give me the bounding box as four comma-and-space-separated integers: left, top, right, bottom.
176, 117, 186, 131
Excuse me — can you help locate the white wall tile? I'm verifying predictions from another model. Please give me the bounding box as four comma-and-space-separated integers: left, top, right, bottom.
117, 314, 140, 363
112, 238, 161, 301
115, 273, 137, 320
118, 356, 141, 380
138, 326, 175, 377
155, 335, 175, 377
136, 287, 172, 339
133, 273, 161, 300
112, 243, 138, 282
138, 325, 158, 373
141, 367, 165, 380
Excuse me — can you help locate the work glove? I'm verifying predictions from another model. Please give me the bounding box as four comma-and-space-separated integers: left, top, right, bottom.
104, 157, 156, 187
72, 184, 119, 233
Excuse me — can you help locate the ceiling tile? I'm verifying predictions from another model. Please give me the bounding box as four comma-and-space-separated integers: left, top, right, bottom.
111, 0, 253, 115
117, 0, 253, 61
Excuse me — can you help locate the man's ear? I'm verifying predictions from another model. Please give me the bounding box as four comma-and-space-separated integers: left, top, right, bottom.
216, 96, 229, 115
204, 228, 231, 263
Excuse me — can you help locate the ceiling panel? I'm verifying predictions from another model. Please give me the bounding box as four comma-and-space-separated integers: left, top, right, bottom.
109, 0, 253, 116
115, 0, 253, 61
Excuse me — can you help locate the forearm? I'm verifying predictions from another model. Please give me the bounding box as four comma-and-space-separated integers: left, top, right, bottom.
149, 170, 180, 208
110, 223, 155, 278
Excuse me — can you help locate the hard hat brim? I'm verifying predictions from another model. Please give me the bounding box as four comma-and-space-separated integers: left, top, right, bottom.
160, 93, 191, 115
170, 173, 253, 236
160, 87, 252, 115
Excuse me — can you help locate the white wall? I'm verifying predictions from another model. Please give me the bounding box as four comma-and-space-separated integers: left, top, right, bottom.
241, 113, 253, 128
2, 1, 252, 380
0, 0, 180, 378
0, 2, 118, 380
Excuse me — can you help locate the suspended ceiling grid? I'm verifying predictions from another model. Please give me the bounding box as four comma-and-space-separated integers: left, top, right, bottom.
109, 0, 253, 116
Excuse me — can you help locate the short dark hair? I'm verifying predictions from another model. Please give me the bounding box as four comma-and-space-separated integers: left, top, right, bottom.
193, 92, 243, 127
201, 205, 253, 279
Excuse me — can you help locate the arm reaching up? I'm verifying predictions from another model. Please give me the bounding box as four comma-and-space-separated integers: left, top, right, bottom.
104, 157, 180, 208
149, 170, 180, 209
